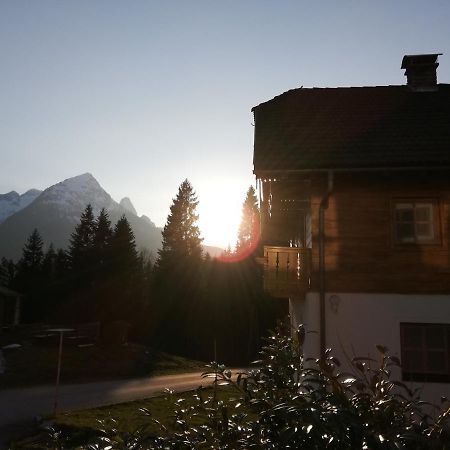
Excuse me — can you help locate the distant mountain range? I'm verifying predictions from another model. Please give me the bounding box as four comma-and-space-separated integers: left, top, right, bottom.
0, 173, 162, 260
0, 173, 224, 261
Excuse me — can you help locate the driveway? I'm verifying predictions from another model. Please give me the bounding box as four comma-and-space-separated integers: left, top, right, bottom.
0, 371, 217, 448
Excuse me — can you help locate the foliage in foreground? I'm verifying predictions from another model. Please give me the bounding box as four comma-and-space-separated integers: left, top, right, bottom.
31, 322, 450, 449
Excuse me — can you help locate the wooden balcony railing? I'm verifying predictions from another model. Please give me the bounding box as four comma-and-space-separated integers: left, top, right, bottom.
262, 246, 311, 298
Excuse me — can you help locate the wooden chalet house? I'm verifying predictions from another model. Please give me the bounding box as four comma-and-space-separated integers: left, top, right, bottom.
252, 54, 450, 402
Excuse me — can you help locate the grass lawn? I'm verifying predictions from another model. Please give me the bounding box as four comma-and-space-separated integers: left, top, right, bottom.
13, 386, 241, 449
0, 326, 206, 388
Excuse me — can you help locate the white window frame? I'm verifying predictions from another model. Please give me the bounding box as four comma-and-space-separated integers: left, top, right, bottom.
393, 199, 438, 244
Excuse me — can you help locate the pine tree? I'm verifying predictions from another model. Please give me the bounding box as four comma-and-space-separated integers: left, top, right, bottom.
110, 215, 138, 273
151, 180, 204, 354
19, 228, 44, 271
55, 248, 69, 279
94, 208, 112, 251
157, 179, 203, 269
236, 186, 260, 254
42, 244, 57, 280
93, 208, 113, 273
16, 229, 44, 321
0, 257, 16, 287
68, 204, 96, 273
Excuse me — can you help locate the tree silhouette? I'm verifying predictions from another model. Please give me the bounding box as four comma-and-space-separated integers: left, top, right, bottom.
68, 204, 95, 276
41, 243, 56, 280
93, 208, 113, 277
157, 179, 203, 270
16, 228, 44, 321
110, 215, 138, 273
236, 186, 260, 254
54, 248, 69, 280
0, 257, 16, 287
151, 180, 204, 353
19, 228, 44, 271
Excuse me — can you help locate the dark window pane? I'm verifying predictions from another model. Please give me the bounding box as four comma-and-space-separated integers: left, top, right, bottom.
404, 350, 423, 371
416, 223, 433, 238
415, 204, 432, 221
427, 351, 447, 373
425, 326, 445, 348
403, 326, 422, 347
397, 223, 415, 242
396, 209, 414, 222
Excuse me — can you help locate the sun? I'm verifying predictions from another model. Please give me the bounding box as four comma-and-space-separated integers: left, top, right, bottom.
197, 188, 242, 250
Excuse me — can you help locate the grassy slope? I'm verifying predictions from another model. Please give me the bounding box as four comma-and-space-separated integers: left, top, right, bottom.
1, 336, 205, 388
14, 387, 240, 448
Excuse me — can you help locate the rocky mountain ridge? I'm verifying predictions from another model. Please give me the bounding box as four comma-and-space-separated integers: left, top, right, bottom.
0, 174, 162, 260
0, 189, 42, 223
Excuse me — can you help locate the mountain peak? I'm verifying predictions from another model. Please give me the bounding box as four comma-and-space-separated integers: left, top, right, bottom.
0, 174, 162, 260
36, 173, 113, 219
23, 188, 42, 197
54, 173, 103, 194
120, 197, 137, 216
1, 191, 19, 200
62, 172, 98, 186
0, 189, 41, 223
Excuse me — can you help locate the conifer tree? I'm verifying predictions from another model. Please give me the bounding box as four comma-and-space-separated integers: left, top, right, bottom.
55, 248, 69, 278
0, 257, 16, 287
236, 186, 260, 254
68, 204, 95, 273
157, 179, 203, 270
93, 208, 113, 272
42, 244, 56, 279
16, 229, 44, 321
110, 215, 138, 272
94, 208, 112, 250
151, 180, 204, 354
19, 228, 44, 271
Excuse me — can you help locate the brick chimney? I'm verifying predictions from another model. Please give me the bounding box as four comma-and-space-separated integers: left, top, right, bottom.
401, 53, 442, 91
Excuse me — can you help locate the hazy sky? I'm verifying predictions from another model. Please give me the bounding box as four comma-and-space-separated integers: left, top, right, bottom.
1, 1, 450, 247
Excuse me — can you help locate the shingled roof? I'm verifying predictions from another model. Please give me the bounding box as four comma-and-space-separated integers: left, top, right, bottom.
252, 84, 450, 175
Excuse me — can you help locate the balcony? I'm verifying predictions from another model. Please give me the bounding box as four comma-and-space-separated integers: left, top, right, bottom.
262, 246, 311, 298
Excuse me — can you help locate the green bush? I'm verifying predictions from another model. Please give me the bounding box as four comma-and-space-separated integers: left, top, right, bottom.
41, 320, 450, 449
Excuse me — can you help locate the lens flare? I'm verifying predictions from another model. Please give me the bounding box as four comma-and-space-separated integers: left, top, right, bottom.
216, 221, 260, 263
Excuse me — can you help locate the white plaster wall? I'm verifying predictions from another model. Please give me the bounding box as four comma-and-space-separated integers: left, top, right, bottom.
290, 292, 450, 406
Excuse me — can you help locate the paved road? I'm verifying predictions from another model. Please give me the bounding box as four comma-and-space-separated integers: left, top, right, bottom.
0, 371, 218, 448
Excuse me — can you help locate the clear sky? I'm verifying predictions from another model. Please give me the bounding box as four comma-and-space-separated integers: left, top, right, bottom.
1, 1, 449, 248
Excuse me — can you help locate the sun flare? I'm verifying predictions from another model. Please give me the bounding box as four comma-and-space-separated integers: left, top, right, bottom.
197, 188, 243, 251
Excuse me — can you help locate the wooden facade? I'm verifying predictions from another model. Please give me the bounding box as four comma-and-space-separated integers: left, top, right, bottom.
260, 170, 450, 297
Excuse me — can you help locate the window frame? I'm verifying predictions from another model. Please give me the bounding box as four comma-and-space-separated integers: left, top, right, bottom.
392, 198, 441, 246
400, 322, 450, 383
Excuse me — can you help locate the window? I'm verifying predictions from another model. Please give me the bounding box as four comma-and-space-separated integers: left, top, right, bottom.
394, 200, 438, 244
400, 323, 450, 382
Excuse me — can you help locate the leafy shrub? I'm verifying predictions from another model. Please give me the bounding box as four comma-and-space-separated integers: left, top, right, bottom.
39, 321, 450, 449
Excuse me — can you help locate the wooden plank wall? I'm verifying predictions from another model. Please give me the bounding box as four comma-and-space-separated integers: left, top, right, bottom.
308, 171, 450, 294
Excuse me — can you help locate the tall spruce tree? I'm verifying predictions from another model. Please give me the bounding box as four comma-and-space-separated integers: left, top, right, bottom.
42, 244, 57, 280
157, 179, 203, 270
19, 228, 44, 271
236, 186, 260, 253
93, 208, 113, 274
55, 248, 69, 279
68, 204, 96, 274
152, 180, 204, 354
0, 257, 16, 287
110, 215, 138, 272
16, 229, 44, 321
